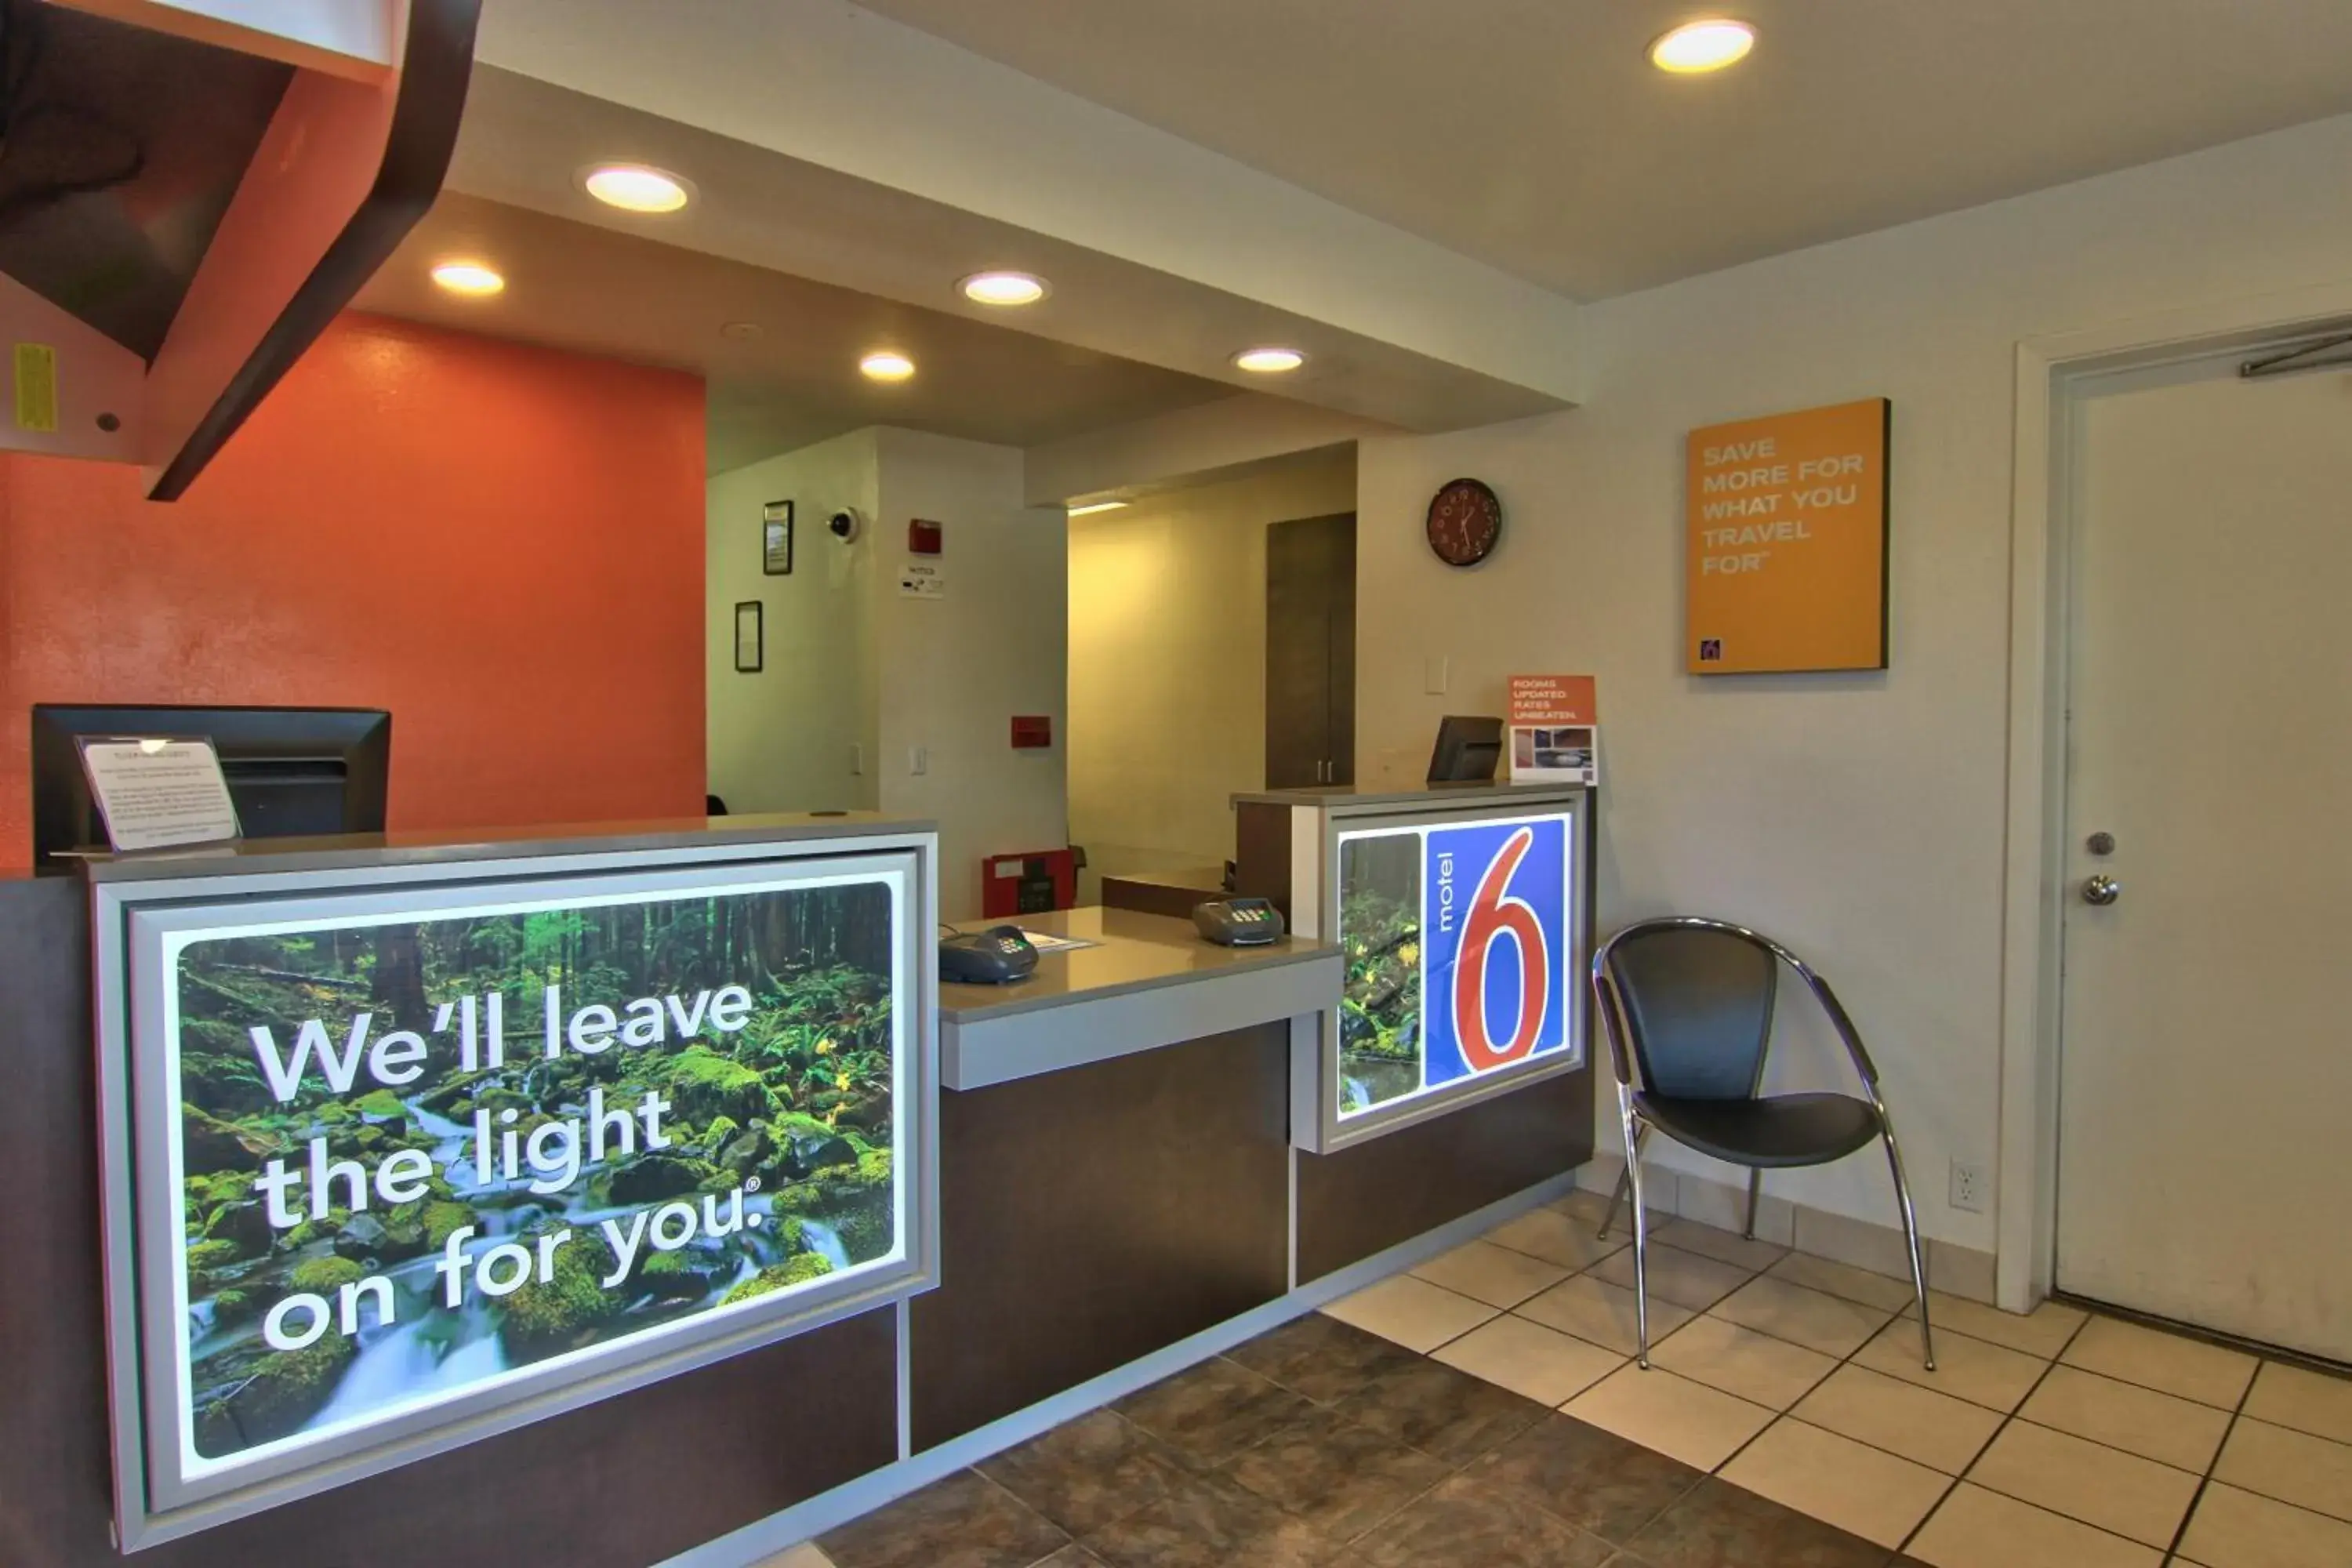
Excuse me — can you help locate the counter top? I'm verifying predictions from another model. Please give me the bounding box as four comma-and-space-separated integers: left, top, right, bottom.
1230, 781, 1588, 810
938, 906, 1340, 1090
74, 811, 935, 883
939, 905, 1330, 1022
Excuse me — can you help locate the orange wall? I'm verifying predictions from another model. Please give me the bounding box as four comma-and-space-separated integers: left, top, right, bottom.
0, 313, 706, 869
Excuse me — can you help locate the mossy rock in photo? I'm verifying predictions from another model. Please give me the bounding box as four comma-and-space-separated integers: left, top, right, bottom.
720, 1250, 833, 1306
289, 1255, 369, 1295
661, 1047, 779, 1127
210, 1287, 260, 1327
637, 1248, 731, 1301
191, 1334, 356, 1456
333, 1212, 426, 1266
202, 1199, 276, 1261
186, 1238, 245, 1293
183, 1105, 277, 1177
354, 1087, 410, 1125
594, 1151, 723, 1207
180, 1041, 276, 1116
419, 1200, 474, 1248
498, 1233, 621, 1361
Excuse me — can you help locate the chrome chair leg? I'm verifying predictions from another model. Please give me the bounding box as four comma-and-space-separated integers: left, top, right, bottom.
1619, 1106, 1654, 1367
1743, 1167, 1762, 1240
1880, 1121, 1936, 1370
1598, 1123, 1649, 1241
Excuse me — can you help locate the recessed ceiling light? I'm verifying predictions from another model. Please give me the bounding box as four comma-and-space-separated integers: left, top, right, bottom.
1233, 347, 1306, 374
430, 260, 504, 296
960, 270, 1049, 307
583, 163, 692, 212
1067, 499, 1128, 517
860, 350, 916, 382
720, 321, 763, 341
1650, 18, 1755, 73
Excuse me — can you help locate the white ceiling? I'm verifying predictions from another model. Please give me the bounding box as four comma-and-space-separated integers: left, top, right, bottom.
856, 0, 2352, 299
354, 191, 1238, 473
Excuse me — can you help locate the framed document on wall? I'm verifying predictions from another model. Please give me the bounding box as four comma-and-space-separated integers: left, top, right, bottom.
734, 601, 764, 673
1686, 397, 1890, 674
762, 500, 793, 575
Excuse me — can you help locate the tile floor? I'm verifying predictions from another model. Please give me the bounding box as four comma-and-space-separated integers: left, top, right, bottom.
767, 1188, 2352, 1567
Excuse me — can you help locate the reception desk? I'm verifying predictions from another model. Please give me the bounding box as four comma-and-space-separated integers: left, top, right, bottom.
0, 812, 1588, 1566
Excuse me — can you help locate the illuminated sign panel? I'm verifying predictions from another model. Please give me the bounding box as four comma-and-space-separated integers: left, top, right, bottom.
1335, 811, 1579, 1127
96, 844, 935, 1548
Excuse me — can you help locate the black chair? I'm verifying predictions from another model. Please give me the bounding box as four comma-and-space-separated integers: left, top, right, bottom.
1591, 916, 1934, 1370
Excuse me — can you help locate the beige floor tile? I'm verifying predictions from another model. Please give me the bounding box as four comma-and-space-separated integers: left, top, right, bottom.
1550, 1185, 1616, 1225
1792, 1362, 2003, 1473
2214, 1417, 2352, 1523
1967, 1418, 2201, 1548
2060, 1316, 2259, 1410
1410, 1239, 1572, 1308
1653, 1216, 1789, 1272
1514, 1273, 1693, 1357
2020, 1363, 2233, 1473
1766, 1250, 1920, 1312
1909, 1483, 2162, 1568
1904, 1291, 2086, 1359
2245, 1362, 2352, 1446
1321, 1275, 1497, 1353
2180, 1481, 2352, 1568
1711, 1276, 1892, 1358
1853, 1316, 2045, 1412
1649, 1314, 1837, 1410
753, 1545, 837, 1568
1432, 1313, 1625, 1407
1485, 1205, 1630, 1271
1562, 1364, 1775, 1472
1588, 1242, 1756, 1310
1720, 1417, 1949, 1548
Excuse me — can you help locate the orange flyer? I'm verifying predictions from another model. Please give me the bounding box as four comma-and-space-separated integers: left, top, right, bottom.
1508, 674, 1596, 725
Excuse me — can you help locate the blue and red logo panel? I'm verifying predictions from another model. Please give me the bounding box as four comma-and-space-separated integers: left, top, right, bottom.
1421, 816, 1571, 1089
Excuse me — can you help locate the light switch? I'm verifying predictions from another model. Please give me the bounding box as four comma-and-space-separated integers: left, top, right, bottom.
908, 746, 928, 776
1424, 656, 1450, 695
850, 742, 864, 776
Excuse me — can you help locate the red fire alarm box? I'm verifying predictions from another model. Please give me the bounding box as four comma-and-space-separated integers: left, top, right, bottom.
908, 518, 943, 555
981, 848, 1076, 917
1010, 714, 1052, 749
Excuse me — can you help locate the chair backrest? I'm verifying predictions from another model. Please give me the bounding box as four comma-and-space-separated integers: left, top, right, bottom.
1598, 920, 1779, 1101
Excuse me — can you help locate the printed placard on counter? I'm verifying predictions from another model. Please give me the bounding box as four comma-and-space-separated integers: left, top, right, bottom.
1506, 675, 1599, 787
1686, 397, 1890, 674
78, 736, 241, 852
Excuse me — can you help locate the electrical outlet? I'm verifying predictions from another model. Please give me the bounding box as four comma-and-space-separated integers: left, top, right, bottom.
1949, 1160, 1987, 1214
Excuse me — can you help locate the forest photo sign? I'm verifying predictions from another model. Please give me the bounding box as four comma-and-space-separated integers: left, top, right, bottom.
94, 841, 936, 1547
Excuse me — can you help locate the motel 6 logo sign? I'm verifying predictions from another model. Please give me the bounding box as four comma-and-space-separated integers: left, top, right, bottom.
1422, 818, 1571, 1087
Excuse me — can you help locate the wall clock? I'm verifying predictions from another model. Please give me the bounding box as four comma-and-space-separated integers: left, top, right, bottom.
1426, 477, 1502, 567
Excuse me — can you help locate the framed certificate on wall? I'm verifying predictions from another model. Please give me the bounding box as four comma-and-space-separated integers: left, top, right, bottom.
762, 500, 793, 576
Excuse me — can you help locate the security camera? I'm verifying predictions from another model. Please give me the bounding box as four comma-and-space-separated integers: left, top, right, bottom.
827, 507, 862, 543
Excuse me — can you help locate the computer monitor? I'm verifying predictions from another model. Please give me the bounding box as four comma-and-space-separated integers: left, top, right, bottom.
1425, 715, 1504, 784
31, 704, 391, 871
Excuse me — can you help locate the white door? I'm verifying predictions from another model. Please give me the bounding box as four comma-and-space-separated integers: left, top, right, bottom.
2056, 355, 2352, 1361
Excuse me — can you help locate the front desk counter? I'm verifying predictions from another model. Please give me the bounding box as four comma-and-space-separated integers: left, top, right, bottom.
0, 817, 1590, 1568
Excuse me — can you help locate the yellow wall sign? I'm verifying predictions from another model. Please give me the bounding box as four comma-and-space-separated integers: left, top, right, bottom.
1686, 397, 1889, 674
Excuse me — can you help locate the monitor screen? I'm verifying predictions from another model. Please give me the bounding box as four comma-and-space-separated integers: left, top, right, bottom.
1426, 715, 1504, 783
31, 705, 390, 869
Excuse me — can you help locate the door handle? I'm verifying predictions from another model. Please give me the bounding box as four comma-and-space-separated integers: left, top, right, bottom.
2082, 874, 2122, 906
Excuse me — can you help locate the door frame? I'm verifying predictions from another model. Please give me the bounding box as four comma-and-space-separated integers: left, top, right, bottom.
1994, 280, 2352, 1312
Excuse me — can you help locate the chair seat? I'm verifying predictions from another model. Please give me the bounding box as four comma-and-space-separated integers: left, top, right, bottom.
1634, 1091, 1882, 1168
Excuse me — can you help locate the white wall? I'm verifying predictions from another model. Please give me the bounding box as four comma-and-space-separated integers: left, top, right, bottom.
873, 426, 1069, 920
706, 430, 880, 814
1355, 113, 2352, 1254
1068, 450, 1356, 887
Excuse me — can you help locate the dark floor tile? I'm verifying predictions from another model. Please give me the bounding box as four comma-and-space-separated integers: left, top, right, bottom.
1620, 1478, 1893, 1568
1226, 1311, 1425, 1404
1330, 1353, 1551, 1464
821, 1468, 1073, 1568
1349, 1473, 1615, 1567
1112, 1356, 1317, 1469
1083, 1469, 1332, 1568
1464, 1413, 1705, 1544
979, 1410, 1193, 1537
1223, 1403, 1451, 1543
